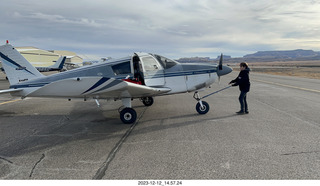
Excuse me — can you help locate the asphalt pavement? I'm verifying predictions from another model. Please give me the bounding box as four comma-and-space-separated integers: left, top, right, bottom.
1, 71, 320, 179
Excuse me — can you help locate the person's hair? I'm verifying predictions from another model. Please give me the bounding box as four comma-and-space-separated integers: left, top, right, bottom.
240, 62, 248, 69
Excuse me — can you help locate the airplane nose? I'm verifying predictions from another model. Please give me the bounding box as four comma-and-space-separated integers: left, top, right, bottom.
217, 65, 233, 76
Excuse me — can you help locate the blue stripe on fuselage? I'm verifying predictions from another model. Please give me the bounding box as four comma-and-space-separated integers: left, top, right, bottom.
82, 77, 110, 94
90, 80, 122, 94
10, 82, 48, 89
144, 69, 217, 79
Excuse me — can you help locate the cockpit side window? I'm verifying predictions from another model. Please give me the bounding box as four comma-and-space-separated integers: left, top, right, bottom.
111, 61, 131, 76
153, 54, 177, 69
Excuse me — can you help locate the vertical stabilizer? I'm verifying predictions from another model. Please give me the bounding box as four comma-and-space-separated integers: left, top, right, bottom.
0, 42, 44, 85
49, 56, 66, 69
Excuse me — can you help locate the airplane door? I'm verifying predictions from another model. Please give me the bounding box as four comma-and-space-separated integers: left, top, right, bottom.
139, 55, 165, 87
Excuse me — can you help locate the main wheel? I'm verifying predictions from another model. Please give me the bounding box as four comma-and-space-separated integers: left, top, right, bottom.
120, 108, 137, 124
196, 101, 210, 114
141, 97, 154, 106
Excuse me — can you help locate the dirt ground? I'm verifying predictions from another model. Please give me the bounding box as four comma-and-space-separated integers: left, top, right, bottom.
231, 60, 320, 79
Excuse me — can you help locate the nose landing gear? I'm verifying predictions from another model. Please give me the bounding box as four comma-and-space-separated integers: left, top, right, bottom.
193, 86, 232, 115
193, 91, 210, 114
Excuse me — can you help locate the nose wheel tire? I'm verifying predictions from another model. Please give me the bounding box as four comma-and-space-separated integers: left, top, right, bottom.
196, 101, 210, 114
120, 108, 137, 124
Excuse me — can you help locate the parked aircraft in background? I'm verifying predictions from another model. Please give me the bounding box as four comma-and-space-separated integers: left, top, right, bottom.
35, 56, 66, 72
1, 56, 66, 73
0, 41, 232, 124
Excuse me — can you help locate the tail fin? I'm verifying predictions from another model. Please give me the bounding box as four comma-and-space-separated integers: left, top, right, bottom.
49, 56, 66, 69
0, 41, 44, 85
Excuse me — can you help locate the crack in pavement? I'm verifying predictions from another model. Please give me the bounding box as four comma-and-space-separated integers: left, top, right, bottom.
0, 156, 13, 164
92, 107, 147, 180
29, 153, 45, 178
281, 150, 320, 156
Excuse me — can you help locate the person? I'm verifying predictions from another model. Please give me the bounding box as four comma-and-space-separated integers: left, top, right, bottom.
229, 62, 251, 114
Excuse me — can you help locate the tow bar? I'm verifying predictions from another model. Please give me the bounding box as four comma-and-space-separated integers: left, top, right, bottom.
193, 85, 232, 114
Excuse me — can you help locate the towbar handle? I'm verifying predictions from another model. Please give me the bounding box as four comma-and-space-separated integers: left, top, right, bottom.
194, 85, 232, 101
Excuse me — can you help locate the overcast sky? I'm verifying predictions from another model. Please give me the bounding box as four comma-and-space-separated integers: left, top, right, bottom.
1, 0, 320, 60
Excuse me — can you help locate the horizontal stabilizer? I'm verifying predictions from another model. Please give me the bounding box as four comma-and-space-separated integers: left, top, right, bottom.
0, 88, 22, 94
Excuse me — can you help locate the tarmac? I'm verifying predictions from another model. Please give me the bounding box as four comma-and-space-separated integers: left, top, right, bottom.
1, 71, 320, 179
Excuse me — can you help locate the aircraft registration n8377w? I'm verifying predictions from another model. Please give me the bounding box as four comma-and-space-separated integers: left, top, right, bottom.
0, 41, 232, 124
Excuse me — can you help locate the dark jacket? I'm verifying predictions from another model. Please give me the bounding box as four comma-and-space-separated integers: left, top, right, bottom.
230, 68, 250, 92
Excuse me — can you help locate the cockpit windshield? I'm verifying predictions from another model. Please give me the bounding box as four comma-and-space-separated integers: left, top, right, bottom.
152, 54, 178, 69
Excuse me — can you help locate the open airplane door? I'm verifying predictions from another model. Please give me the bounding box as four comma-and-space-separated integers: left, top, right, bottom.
137, 53, 165, 87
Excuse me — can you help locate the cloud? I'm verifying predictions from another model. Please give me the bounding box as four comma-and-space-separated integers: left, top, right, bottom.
1, 0, 320, 59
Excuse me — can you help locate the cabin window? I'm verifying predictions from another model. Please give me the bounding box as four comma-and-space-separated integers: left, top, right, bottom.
111, 61, 131, 75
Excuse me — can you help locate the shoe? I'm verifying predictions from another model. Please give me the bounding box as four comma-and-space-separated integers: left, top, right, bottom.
245, 111, 249, 114
236, 111, 245, 114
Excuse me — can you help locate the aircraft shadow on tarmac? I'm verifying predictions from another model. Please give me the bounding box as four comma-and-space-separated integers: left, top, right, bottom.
0, 101, 131, 157
0, 99, 237, 159
132, 113, 238, 137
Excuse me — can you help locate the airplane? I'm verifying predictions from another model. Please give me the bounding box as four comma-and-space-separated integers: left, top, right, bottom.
35, 56, 67, 72
0, 41, 232, 124
1, 55, 66, 73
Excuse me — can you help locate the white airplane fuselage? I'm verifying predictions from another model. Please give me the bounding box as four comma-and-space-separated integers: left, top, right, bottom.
1, 43, 232, 124
9, 52, 229, 99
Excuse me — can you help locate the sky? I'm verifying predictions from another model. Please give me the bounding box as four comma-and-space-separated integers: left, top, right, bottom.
1, 0, 320, 60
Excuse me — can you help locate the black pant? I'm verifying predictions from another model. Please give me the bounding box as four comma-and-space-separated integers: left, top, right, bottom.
239, 91, 248, 112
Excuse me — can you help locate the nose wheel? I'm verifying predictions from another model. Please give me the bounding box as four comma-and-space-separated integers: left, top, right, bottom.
193, 91, 210, 114
196, 101, 210, 114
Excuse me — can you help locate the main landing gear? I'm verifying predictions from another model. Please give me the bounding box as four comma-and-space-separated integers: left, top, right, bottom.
119, 98, 136, 124
119, 97, 154, 124
193, 91, 210, 115
120, 107, 137, 124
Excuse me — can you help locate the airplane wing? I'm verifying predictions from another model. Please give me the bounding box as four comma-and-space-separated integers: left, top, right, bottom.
119, 81, 171, 98
24, 77, 171, 99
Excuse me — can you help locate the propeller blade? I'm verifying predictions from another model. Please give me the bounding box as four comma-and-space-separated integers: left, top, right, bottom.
218, 53, 223, 70
216, 53, 233, 77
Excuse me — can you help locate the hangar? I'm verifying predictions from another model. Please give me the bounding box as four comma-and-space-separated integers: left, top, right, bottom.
15, 46, 83, 68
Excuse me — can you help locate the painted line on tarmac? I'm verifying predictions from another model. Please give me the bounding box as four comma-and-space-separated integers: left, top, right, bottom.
0, 99, 21, 105
254, 79, 320, 93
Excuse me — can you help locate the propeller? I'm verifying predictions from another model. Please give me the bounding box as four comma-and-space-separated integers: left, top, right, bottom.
217, 53, 223, 84
216, 53, 232, 84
